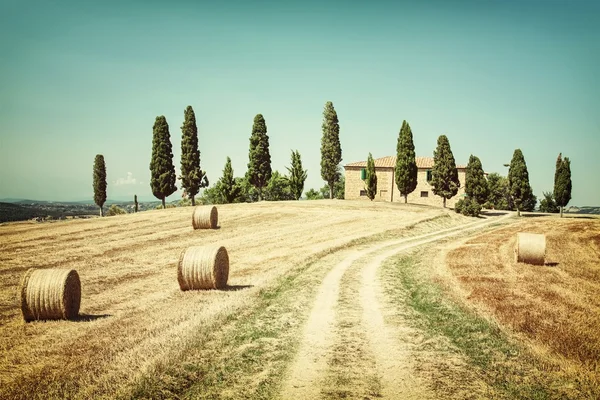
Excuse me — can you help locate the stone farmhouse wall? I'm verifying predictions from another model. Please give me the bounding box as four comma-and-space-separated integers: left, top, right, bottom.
345, 166, 466, 207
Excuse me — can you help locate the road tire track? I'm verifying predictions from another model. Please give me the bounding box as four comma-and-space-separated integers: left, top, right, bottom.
282, 213, 512, 398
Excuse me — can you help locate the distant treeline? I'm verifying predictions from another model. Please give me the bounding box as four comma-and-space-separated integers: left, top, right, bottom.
0, 202, 63, 223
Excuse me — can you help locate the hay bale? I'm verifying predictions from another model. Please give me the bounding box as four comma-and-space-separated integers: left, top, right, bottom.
192, 206, 218, 229
515, 233, 546, 265
177, 245, 229, 290
19, 268, 81, 322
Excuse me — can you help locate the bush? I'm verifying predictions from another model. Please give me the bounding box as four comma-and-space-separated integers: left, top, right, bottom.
455, 198, 481, 217
154, 203, 176, 210
539, 191, 559, 213
107, 204, 127, 216
305, 188, 324, 200
482, 201, 494, 210
178, 197, 192, 207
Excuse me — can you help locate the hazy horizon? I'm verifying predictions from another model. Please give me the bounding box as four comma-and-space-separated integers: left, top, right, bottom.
1, 0, 599, 206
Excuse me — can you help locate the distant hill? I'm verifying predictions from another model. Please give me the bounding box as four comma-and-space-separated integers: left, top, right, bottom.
0, 202, 61, 223
0, 199, 164, 223
0, 197, 158, 205
0, 198, 48, 204
565, 206, 600, 215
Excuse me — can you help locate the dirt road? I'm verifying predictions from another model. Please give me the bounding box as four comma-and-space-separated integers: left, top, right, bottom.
281, 213, 512, 399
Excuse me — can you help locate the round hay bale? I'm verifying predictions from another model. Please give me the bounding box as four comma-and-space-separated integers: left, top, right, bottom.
19, 268, 81, 322
515, 233, 546, 265
177, 245, 229, 290
192, 206, 218, 229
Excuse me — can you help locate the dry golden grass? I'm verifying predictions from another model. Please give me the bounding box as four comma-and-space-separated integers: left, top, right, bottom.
446, 217, 600, 389
0, 200, 459, 399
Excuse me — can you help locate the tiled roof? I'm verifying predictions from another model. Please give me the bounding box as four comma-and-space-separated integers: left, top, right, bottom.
345, 156, 466, 169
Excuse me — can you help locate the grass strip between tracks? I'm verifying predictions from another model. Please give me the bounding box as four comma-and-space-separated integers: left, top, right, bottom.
382, 248, 591, 399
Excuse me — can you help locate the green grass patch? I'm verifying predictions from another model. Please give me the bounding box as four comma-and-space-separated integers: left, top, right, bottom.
383, 252, 563, 400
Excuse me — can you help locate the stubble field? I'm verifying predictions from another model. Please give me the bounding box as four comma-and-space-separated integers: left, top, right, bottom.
0, 201, 598, 399
0, 200, 463, 399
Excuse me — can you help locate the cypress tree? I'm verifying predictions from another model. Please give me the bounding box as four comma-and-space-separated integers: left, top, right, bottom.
150, 115, 177, 209
320, 101, 342, 199
395, 120, 417, 203
219, 157, 240, 203
508, 149, 532, 217
134, 194, 138, 213
553, 153, 572, 218
286, 150, 308, 200
465, 154, 489, 204
93, 154, 107, 217
247, 114, 272, 201
365, 152, 377, 201
180, 105, 208, 206
431, 135, 460, 208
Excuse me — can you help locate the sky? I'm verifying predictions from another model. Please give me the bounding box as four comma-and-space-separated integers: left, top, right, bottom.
1, 0, 599, 205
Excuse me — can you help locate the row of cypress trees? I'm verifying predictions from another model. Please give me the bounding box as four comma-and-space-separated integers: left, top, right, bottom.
149, 107, 209, 209
95, 103, 571, 214
201, 102, 341, 204
95, 100, 342, 212
362, 119, 572, 217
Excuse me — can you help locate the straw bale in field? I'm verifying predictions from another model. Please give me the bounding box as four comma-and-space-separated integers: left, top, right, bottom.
19, 268, 81, 322
178, 245, 229, 290
192, 206, 218, 229
515, 232, 546, 265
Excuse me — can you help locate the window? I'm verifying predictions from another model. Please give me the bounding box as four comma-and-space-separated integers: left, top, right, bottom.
426, 170, 432, 182
360, 168, 366, 180
420, 191, 429, 198
360, 190, 367, 196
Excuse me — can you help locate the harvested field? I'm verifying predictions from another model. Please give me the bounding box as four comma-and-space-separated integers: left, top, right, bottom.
445, 217, 600, 392
0, 200, 468, 399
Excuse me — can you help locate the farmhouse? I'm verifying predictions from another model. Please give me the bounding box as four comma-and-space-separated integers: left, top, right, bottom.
344, 156, 467, 207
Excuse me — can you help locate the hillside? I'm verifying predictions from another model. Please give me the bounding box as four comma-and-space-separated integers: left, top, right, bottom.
0, 200, 466, 399
565, 206, 600, 215
1, 201, 597, 399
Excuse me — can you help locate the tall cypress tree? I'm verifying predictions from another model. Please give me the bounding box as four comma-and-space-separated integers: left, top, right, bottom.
431, 135, 460, 208
247, 114, 272, 201
286, 150, 308, 200
93, 154, 107, 217
395, 120, 417, 203
180, 105, 208, 206
150, 115, 177, 209
365, 152, 377, 201
219, 157, 240, 204
508, 148, 532, 217
320, 101, 342, 199
465, 154, 488, 204
553, 153, 572, 218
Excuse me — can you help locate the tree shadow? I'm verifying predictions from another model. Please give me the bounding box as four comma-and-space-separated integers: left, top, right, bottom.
481, 211, 509, 217
222, 285, 253, 292
545, 262, 560, 267
72, 313, 111, 322
521, 213, 550, 218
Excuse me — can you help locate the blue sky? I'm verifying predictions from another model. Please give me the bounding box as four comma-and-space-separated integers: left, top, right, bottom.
1, 0, 599, 205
